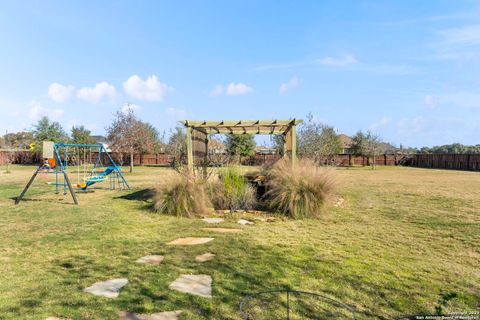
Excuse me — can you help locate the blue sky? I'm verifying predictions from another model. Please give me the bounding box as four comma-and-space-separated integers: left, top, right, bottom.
1, 0, 479, 147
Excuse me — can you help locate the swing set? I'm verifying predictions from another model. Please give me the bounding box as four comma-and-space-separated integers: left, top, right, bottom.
15, 141, 130, 205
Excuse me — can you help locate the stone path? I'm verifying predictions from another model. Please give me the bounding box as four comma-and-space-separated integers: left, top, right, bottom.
83, 278, 128, 298
136, 255, 164, 265
195, 252, 215, 262
167, 237, 214, 245
237, 219, 253, 225
81, 210, 255, 311
202, 217, 224, 224
119, 311, 183, 320
202, 227, 243, 233
169, 274, 212, 298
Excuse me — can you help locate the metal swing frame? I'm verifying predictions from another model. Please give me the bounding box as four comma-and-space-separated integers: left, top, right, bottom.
15, 143, 130, 205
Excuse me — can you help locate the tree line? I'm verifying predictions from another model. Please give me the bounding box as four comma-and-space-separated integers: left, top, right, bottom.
3, 107, 478, 171
401, 143, 480, 154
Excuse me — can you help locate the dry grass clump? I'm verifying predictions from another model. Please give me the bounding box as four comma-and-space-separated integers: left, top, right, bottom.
153, 173, 211, 217
210, 166, 257, 211
266, 159, 335, 218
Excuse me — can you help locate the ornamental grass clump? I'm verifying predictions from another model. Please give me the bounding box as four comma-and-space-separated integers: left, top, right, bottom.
153, 173, 211, 218
266, 159, 335, 219
211, 166, 256, 212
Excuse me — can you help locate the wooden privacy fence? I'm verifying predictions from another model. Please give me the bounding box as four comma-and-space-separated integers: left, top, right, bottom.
1, 150, 479, 171
407, 153, 480, 171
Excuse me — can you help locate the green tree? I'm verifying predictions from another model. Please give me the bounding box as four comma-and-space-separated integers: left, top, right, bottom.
31, 116, 68, 152
351, 130, 385, 168
225, 134, 256, 163
71, 125, 95, 144
3, 131, 34, 150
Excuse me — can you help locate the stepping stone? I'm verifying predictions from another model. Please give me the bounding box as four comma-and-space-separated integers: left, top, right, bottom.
46, 318, 70, 320
167, 237, 214, 245
169, 274, 212, 298
119, 311, 183, 320
83, 278, 128, 298
195, 252, 215, 262
202, 227, 243, 233
136, 255, 164, 265
238, 219, 253, 225
202, 217, 224, 224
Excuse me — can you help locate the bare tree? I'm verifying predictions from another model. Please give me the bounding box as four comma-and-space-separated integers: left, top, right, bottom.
297, 113, 342, 165
165, 127, 186, 167
106, 106, 159, 172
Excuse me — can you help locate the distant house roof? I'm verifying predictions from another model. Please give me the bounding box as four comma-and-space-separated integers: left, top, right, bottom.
208, 139, 224, 149
255, 146, 277, 154
338, 134, 353, 148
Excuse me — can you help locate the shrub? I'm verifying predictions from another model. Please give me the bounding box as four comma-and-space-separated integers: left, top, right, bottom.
153, 173, 211, 217
211, 166, 256, 211
266, 159, 335, 218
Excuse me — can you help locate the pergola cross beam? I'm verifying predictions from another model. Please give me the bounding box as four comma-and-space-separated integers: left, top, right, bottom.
180, 119, 302, 173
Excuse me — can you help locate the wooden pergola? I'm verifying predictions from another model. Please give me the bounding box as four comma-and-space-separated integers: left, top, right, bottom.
180, 119, 303, 173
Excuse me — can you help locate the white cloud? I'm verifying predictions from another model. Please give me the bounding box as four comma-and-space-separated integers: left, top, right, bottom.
420, 91, 480, 109
209, 85, 224, 97
226, 82, 253, 95
279, 76, 300, 94
123, 75, 171, 101
29, 100, 64, 120
121, 103, 141, 114
424, 95, 437, 109
370, 116, 391, 131
317, 54, 358, 66
166, 107, 187, 119
77, 81, 116, 104
210, 82, 253, 96
397, 116, 426, 135
438, 24, 480, 46
48, 83, 75, 103
438, 92, 480, 108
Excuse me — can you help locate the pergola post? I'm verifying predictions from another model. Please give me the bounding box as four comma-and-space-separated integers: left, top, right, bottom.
291, 124, 297, 165
186, 126, 194, 174
283, 134, 288, 159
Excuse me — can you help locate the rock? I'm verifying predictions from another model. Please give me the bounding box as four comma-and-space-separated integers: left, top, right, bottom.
237, 219, 253, 225
195, 253, 215, 262
334, 197, 345, 207
136, 255, 164, 265
202, 218, 224, 224
167, 237, 214, 245
202, 228, 243, 233
83, 278, 128, 298
119, 311, 183, 320
169, 274, 212, 298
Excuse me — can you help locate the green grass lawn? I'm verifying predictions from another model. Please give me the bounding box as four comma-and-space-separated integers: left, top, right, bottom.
0, 165, 479, 319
